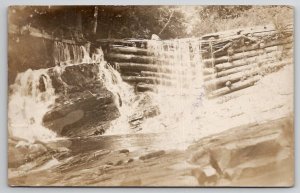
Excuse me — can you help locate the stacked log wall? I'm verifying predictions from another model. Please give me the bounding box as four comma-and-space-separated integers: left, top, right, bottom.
101, 23, 293, 98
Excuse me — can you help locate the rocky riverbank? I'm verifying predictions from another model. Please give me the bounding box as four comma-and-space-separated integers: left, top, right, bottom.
8, 116, 293, 186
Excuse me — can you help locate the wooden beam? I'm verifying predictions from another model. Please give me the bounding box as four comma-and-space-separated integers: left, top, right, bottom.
110, 46, 150, 56
214, 50, 290, 71
203, 43, 292, 67
106, 53, 157, 64
136, 83, 157, 92
122, 76, 175, 86
207, 75, 262, 98
204, 59, 292, 90
213, 36, 293, 58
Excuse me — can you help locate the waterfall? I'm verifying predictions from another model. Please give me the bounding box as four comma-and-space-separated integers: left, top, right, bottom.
95, 48, 136, 135
53, 41, 92, 65
147, 39, 205, 110
53, 41, 71, 64
8, 69, 57, 142
80, 45, 92, 63
139, 39, 206, 141
148, 39, 204, 94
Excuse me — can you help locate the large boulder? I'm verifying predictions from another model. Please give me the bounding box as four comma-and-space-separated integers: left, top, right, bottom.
188, 117, 294, 186
43, 63, 120, 137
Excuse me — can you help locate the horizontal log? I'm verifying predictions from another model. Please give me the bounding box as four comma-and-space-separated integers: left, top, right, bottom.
204, 58, 271, 81
214, 51, 287, 71
117, 62, 194, 74
262, 59, 293, 69
136, 83, 157, 92
201, 23, 289, 40
140, 71, 196, 83
204, 55, 286, 81
203, 68, 216, 75
97, 38, 150, 45
200, 27, 292, 51
118, 62, 160, 72
204, 29, 293, 46
110, 46, 150, 56
141, 71, 174, 79
203, 43, 292, 67
204, 59, 292, 90
207, 75, 262, 98
106, 53, 156, 64
121, 71, 141, 77
107, 53, 177, 65
109, 47, 187, 60
215, 36, 293, 58
122, 76, 175, 86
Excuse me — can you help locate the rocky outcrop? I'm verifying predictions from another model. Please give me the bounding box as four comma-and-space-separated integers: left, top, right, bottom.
188, 117, 294, 186
43, 63, 120, 137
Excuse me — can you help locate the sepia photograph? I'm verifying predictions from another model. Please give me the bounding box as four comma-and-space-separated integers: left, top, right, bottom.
7, 5, 294, 187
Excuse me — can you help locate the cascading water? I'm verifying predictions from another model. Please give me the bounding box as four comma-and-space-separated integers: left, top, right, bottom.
94, 48, 136, 135
52, 42, 136, 136
147, 39, 205, 116
8, 40, 78, 142
53, 41, 93, 65
55, 42, 136, 135
140, 39, 207, 148
8, 38, 205, 146
8, 69, 57, 142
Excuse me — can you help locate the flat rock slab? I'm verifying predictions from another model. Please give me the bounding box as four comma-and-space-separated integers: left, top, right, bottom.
8, 116, 294, 187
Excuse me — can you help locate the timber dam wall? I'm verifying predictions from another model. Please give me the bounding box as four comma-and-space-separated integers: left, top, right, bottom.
101, 24, 293, 98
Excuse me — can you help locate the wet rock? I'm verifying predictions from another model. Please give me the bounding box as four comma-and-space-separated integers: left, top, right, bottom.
209, 138, 282, 173
139, 150, 166, 160
43, 62, 122, 138
143, 106, 160, 118
28, 143, 48, 154
119, 149, 130, 154
53, 63, 100, 92
191, 165, 219, 185
235, 157, 293, 184
127, 158, 134, 163
43, 91, 119, 137
120, 178, 142, 186
98, 164, 112, 172
189, 148, 211, 166
93, 128, 105, 136
188, 118, 294, 186
93, 150, 111, 158
129, 113, 143, 122
105, 161, 114, 166
8, 140, 48, 168
115, 160, 124, 166
56, 147, 70, 153
55, 151, 71, 160
223, 168, 235, 180
45, 139, 72, 151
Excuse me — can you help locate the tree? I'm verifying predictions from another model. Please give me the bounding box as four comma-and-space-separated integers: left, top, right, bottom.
9, 6, 188, 40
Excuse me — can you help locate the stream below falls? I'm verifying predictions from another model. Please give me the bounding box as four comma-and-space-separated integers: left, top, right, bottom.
7, 40, 294, 186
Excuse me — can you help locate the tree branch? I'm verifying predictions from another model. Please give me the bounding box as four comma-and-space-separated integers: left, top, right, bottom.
158, 10, 175, 35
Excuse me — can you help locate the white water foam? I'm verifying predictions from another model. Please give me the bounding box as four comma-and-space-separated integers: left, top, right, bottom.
8, 69, 57, 142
